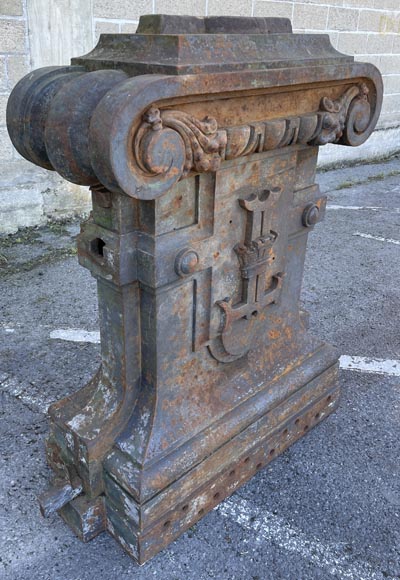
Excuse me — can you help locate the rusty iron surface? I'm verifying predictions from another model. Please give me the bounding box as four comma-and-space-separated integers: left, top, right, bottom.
6, 14, 382, 565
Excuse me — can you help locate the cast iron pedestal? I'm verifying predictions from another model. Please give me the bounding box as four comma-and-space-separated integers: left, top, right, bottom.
6, 15, 382, 564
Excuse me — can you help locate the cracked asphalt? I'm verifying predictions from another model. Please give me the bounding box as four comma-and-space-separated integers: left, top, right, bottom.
0, 156, 399, 580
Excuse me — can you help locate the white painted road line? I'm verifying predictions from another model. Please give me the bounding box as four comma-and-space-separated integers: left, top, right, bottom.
0, 374, 51, 413
339, 356, 400, 377
352, 232, 400, 245
50, 328, 101, 343
328, 205, 381, 211
218, 497, 394, 580
327, 205, 400, 212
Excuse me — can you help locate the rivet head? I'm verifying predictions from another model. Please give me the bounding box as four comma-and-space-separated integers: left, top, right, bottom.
175, 248, 199, 276
302, 203, 320, 227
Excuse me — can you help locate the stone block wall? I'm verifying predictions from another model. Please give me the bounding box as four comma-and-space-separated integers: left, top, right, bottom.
0, 0, 93, 234
0, 0, 399, 233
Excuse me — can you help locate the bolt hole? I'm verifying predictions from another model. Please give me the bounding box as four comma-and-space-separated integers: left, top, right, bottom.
327, 395, 332, 403
163, 520, 171, 528
304, 425, 309, 431
90, 238, 105, 257
198, 508, 204, 516
295, 418, 300, 425
256, 462, 262, 469
315, 412, 320, 420
244, 457, 250, 464
213, 492, 220, 500
182, 505, 189, 512
229, 470, 236, 477
252, 310, 258, 318
269, 449, 275, 456
283, 428, 288, 436
229, 220, 233, 224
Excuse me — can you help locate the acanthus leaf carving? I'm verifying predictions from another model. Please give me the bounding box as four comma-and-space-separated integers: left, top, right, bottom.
133, 83, 372, 190
136, 106, 227, 178
310, 83, 370, 145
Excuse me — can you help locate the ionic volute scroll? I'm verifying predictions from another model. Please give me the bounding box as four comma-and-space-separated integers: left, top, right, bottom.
134, 106, 228, 178
310, 82, 371, 146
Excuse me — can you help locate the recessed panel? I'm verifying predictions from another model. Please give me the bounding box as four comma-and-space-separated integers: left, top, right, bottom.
156, 176, 199, 235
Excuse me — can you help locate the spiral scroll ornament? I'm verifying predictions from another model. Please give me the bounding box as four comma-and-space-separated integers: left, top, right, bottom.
339, 83, 372, 146
310, 83, 371, 146
135, 107, 228, 180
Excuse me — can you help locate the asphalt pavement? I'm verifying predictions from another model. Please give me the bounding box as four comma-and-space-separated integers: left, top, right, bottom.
0, 155, 399, 580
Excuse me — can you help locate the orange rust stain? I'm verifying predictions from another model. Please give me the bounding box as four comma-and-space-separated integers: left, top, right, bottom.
284, 326, 294, 340
268, 329, 281, 340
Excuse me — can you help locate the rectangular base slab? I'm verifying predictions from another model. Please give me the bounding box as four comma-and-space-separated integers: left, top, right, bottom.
102, 362, 339, 564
